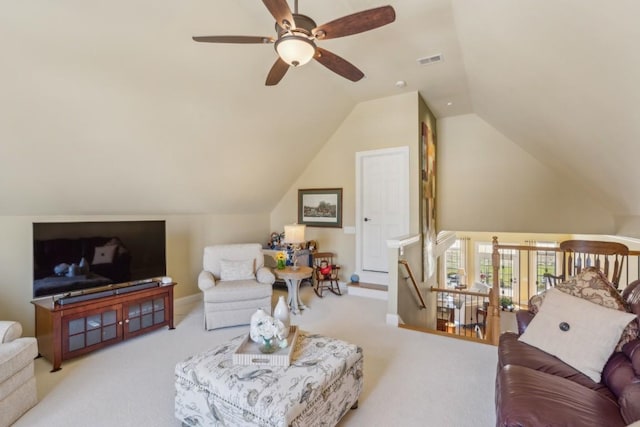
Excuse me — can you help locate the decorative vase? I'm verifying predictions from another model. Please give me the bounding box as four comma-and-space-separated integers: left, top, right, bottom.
79, 257, 89, 274
273, 295, 290, 338
66, 264, 78, 277
250, 308, 268, 343
259, 337, 279, 354
277, 259, 286, 270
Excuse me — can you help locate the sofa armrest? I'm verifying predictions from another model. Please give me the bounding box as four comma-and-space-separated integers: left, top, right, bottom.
198, 270, 216, 291
0, 321, 22, 343
620, 383, 640, 425
256, 267, 276, 285
515, 310, 535, 335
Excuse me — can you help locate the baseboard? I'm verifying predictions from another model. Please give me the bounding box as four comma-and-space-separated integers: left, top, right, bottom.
347, 283, 388, 300
386, 313, 401, 326
175, 293, 202, 308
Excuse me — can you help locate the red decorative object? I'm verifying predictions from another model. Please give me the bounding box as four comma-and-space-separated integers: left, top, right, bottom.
319, 261, 332, 277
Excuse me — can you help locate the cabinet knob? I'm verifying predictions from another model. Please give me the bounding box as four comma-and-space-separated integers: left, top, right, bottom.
125, 319, 129, 323
118, 321, 123, 325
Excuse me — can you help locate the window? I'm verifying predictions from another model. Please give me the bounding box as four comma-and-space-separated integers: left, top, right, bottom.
444, 238, 467, 287
499, 248, 518, 298
476, 242, 518, 299
535, 242, 559, 292
476, 243, 493, 285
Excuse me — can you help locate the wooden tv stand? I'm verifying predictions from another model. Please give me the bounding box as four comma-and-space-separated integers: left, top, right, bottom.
32, 282, 176, 372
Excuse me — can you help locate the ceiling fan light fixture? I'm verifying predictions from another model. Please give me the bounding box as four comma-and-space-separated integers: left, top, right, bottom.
275, 34, 316, 67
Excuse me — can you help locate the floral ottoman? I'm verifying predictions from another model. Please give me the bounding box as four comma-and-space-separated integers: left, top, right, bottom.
175, 331, 363, 427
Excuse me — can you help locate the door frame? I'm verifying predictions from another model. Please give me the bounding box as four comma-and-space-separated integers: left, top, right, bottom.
355, 146, 410, 285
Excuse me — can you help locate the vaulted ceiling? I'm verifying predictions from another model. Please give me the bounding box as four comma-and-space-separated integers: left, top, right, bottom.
1, 1, 638, 218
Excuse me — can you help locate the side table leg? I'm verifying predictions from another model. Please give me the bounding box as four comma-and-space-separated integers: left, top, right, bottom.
286, 278, 300, 314
296, 279, 307, 310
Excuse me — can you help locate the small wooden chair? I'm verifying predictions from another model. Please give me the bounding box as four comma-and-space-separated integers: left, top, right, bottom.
543, 273, 564, 289
313, 252, 341, 297
559, 240, 628, 289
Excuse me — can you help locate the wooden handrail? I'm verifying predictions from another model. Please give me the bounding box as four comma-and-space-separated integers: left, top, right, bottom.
495, 239, 630, 289
429, 287, 489, 298
487, 237, 637, 345
399, 260, 426, 309
492, 244, 640, 257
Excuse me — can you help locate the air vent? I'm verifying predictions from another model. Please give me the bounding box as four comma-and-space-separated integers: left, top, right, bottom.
417, 54, 443, 66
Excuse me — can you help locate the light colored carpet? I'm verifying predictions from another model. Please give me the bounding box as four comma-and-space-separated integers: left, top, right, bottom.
15, 286, 498, 426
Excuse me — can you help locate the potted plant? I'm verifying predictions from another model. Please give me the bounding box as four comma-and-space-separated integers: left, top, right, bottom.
500, 296, 513, 311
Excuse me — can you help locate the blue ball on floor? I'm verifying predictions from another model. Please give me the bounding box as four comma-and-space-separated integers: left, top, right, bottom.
350, 274, 359, 283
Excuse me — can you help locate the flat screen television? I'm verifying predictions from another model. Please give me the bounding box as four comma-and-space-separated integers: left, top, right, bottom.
33, 220, 166, 299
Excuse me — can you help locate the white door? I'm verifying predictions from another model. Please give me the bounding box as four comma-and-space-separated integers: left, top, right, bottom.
356, 147, 410, 283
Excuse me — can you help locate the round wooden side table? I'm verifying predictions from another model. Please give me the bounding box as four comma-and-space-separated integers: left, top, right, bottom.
274, 266, 313, 314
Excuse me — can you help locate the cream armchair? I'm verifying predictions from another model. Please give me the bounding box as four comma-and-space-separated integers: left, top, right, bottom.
198, 243, 275, 330
0, 321, 38, 427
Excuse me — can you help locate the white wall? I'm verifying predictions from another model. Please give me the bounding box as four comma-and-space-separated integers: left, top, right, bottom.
0, 213, 270, 335
616, 216, 640, 239
270, 92, 421, 279
269, 99, 621, 285
2, 99, 630, 336
437, 114, 615, 234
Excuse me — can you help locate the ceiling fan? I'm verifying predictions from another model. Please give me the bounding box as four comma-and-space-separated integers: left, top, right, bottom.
192, 0, 396, 86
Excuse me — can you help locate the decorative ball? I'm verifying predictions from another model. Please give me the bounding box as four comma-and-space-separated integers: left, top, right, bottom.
350, 274, 360, 283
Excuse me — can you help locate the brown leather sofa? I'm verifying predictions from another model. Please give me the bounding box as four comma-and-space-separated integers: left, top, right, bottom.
495, 281, 640, 427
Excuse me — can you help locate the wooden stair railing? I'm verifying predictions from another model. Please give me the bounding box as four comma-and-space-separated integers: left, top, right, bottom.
487, 237, 635, 346
399, 260, 426, 309
487, 237, 501, 346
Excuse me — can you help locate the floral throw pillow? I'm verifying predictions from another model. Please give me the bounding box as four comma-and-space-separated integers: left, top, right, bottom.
219, 259, 255, 281
528, 267, 638, 351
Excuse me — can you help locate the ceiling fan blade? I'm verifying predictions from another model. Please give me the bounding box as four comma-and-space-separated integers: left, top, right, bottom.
262, 0, 296, 29
192, 35, 274, 44
313, 6, 396, 40
314, 48, 364, 82
266, 57, 290, 86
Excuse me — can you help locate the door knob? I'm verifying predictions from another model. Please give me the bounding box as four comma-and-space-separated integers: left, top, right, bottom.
364, 217, 371, 222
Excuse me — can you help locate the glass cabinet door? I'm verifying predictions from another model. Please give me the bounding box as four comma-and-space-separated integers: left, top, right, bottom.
124, 296, 167, 337
63, 306, 121, 355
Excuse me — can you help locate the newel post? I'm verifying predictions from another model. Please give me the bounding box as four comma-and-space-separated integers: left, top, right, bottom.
485, 236, 501, 345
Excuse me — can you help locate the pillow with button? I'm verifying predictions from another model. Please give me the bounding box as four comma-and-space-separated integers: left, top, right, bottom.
519, 288, 636, 383
528, 267, 638, 351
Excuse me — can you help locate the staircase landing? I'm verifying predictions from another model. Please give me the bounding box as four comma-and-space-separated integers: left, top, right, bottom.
347, 282, 388, 300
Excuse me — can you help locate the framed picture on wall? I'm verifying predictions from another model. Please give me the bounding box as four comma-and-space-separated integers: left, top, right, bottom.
298, 188, 343, 228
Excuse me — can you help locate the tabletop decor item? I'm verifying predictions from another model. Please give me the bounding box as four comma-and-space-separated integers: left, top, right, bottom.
259, 336, 279, 354
254, 315, 288, 353
250, 308, 269, 343
275, 251, 287, 270
284, 223, 306, 269
232, 325, 299, 367
273, 295, 290, 338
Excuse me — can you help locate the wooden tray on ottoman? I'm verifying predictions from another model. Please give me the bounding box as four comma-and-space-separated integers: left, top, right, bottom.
232, 325, 299, 367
